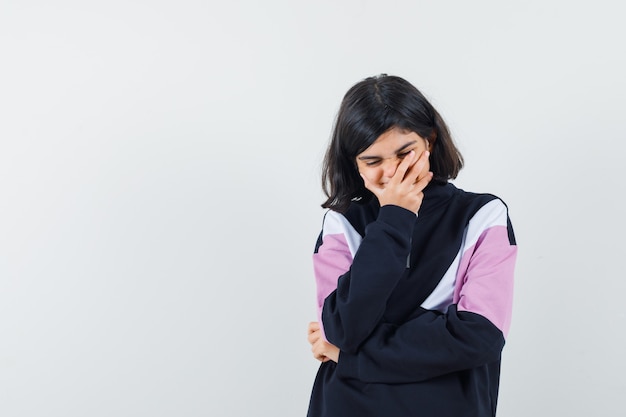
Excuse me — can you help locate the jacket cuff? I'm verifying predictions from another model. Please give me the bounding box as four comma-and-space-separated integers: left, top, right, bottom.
376, 204, 418, 231
336, 350, 359, 380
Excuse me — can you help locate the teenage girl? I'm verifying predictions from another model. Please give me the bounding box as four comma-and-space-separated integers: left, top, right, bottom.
306, 74, 517, 417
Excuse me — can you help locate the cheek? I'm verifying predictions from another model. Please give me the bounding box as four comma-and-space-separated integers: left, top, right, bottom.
358, 167, 381, 185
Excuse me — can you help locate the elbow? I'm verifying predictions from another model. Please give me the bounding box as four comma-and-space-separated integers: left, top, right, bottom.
321, 313, 365, 354
335, 339, 360, 355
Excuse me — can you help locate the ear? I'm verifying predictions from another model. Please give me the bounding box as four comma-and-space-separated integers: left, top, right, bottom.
426, 132, 437, 151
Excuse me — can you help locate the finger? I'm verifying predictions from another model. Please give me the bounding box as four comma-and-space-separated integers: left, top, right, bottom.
406, 150, 429, 183
414, 171, 434, 192
308, 330, 321, 345
312, 340, 325, 360
389, 150, 416, 185
416, 167, 429, 182
308, 327, 321, 342
312, 349, 325, 361
308, 322, 320, 334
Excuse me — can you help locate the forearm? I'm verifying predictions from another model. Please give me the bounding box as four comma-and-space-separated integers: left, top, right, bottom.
335, 214, 517, 383
318, 205, 416, 353
335, 306, 505, 383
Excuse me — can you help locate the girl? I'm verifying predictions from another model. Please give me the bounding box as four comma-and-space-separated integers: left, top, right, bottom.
306, 74, 517, 417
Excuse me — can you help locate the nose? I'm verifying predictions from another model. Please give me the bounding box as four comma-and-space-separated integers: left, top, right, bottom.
381, 159, 399, 180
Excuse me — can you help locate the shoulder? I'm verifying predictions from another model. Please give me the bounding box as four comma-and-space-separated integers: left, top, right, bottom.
469, 198, 510, 227
336, 196, 379, 238
321, 209, 352, 235
453, 185, 511, 217
317, 208, 365, 258
457, 189, 516, 246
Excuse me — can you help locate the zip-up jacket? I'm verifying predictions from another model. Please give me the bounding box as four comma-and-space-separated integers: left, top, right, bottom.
307, 181, 517, 417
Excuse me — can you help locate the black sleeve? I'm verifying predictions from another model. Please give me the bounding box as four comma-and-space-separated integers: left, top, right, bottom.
322, 205, 416, 354
335, 306, 505, 383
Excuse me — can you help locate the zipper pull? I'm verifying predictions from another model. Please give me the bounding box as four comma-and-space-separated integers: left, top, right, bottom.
406, 237, 412, 268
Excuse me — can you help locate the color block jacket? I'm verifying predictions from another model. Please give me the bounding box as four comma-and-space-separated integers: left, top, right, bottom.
307, 181, 517, 417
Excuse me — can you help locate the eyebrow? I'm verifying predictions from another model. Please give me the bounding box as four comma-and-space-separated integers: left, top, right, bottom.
357, 140, 418, 160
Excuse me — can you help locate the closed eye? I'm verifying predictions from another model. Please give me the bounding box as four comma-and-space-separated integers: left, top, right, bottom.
357, 145, 417, 166
397, 147, 417, 159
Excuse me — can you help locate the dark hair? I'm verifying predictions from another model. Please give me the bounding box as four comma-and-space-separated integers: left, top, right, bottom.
321, 74, 464, 212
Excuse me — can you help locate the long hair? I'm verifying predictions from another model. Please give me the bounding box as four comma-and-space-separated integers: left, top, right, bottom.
321, 74, 463, 212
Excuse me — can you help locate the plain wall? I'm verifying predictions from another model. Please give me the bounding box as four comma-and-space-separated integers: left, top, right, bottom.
1, 0, 624, 415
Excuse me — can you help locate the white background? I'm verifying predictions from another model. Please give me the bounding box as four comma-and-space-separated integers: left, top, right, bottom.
1, 1, 625, 416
